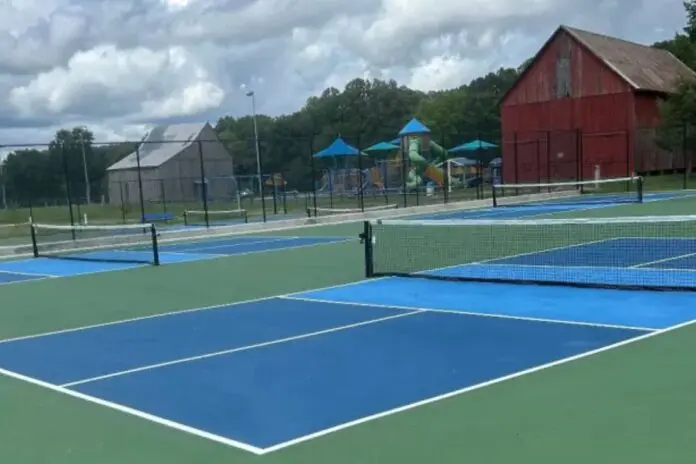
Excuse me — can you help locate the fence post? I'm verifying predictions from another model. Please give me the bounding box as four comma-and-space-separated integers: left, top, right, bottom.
356, 134, 364, 212
135, 145, 146, 224
441, 134, 449, 204
309, 135, 318, 216
546, 131, 552, 190
119, 182, 126, 223
271, 175, 278, 215
400, 136, 408, 207
683, 122, 688, 190
625, 130, 631, 189
256, 137, 267, 223
60, 142, 76, 236
576, 128, 583, 183
513, 132, 519, 183
197, 140, 210, 228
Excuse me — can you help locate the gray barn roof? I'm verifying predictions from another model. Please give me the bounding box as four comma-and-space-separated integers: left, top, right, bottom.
563, 26, 696, 93
107, 122, 208, 171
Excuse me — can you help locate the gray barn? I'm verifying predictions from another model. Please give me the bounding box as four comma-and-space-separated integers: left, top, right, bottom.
107, 123, 237, 206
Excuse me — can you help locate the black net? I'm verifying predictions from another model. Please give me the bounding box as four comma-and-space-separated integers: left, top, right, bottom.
365, 216, 696, 290
30, 222, 160, 265
492, 176, 643, 208
183, 209, 248, 227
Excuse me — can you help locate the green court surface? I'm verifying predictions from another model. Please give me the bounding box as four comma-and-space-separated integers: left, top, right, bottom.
1, 195, 696, 463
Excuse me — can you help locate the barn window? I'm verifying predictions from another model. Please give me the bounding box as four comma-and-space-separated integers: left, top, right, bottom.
555, 35, 572, 98
556, 56, 571, 98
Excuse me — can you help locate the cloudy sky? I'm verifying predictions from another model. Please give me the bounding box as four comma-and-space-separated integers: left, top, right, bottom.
0, 0, 688, 149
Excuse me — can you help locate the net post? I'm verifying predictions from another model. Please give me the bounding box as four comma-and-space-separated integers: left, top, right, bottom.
306, 208, 312, 218
362, 220, 374, 278
29, 223, 39, 258
637, 176, 644, 203
492, 184, 498, 207
150, 224, 160, 266
243, 209, 248, 223
183, 211, 189, 226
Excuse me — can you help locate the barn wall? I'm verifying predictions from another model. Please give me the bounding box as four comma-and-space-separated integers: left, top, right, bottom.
633, 93, 683, 172
159, 127, 235, 203
107, 168, 160, 205
501, 30, 638, 183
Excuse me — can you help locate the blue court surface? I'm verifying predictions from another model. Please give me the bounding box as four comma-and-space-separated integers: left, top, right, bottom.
417, 191, 692, 220
0, 235, 347, 284
426, 237, 696, 289
1, 273, 695, 454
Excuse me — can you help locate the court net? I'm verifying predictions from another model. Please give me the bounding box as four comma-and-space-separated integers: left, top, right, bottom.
307, 204, 398, 218
492, 176, 643, 207
362, 216, 696, 291
30, 222, 160, 265
183, 209, 248, 226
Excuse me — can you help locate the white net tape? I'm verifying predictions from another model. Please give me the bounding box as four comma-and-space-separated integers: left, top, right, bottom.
184, 209, 247, 217
31, 222, 155, 232
313, 204, 398, 215
493, 176, 641, 191
374, 215, 695, 227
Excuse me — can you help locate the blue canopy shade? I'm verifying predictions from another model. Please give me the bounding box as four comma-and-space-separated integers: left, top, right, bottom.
365, 141, 399, 152
389, 137, 402, 145
398, 118, 430, 136
314, 136, 360, 158
450, 139, 498, 152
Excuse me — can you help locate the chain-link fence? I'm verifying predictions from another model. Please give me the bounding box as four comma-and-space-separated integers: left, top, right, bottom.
2, 123, 696, 241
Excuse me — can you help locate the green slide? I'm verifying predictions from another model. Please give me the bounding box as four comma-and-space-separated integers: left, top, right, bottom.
405, 138, 447, 188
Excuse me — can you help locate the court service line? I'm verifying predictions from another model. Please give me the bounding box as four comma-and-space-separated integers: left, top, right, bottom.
630, 252, 696, 269
59, 310, 423, 388
0, 365, 265, 455
161, 236, 303, 252
259, 317, 696, 454
0, 269, 57, 278
0, 273, 386, 345
279, 295, 656, 332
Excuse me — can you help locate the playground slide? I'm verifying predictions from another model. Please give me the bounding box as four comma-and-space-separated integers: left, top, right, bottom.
407, 138, 446, 187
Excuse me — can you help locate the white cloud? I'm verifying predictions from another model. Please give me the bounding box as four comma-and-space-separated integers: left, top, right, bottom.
0, 0, 688, 145
9, 44, 225, 121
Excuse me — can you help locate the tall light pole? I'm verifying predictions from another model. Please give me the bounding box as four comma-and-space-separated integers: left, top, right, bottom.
79, 127, 91, 204
246, 90, 266, 222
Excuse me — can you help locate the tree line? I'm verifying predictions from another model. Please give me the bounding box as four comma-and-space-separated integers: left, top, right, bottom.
3, 1, 696, 206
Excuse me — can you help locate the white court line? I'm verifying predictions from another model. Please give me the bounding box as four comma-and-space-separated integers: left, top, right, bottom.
469, 237, 623, 266
631, 252, 696, 269
0, 191, 690, 452
475, 262, 696, 273
0, 365, 265, 455
259, 317, 696, 454
279, 295, 656, 331
0, 269, 57, 278
0, 274, 385, 345
162, 236, 301, 253
0, 236, 353, 289
60, 310, 422, 387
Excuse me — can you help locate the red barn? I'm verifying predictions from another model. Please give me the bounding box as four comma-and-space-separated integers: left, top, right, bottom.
500, 25, 695, 184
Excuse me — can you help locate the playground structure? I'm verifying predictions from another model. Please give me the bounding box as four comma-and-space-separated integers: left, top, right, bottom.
313, 118, 501, 200
315, 118, 450, 196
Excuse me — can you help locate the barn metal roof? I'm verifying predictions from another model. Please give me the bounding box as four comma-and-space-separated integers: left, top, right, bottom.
107, 122, 208, 170
501, 26, 696, 106
563, 26, 696, 93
